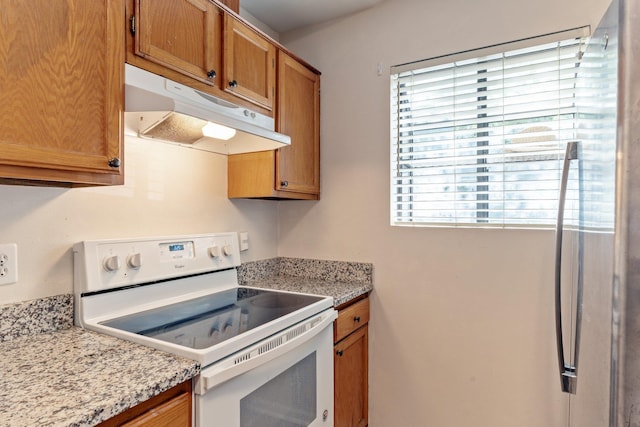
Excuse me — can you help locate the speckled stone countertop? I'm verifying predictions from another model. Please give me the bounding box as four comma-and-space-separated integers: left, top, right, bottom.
238, 257, 373, 306
0, 296, 199, 427
1, 257, 371, 426
0, 294, 73, 342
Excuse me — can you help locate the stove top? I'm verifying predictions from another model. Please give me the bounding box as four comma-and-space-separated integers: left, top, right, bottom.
101, 287, 324, 350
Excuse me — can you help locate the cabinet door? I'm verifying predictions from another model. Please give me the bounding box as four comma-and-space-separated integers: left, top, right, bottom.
335, 326, 368, 427
276, 52, 320, 196
0, 0, 123, 186
223, 14, 275, 111
98, 381, 192, 427
122, 392, 191, 427
134, 0, 220, 86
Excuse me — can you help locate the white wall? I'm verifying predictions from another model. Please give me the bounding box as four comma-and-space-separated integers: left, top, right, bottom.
0, 136, 279, 304
240, 7, 280, 41
278, 0, 611, 425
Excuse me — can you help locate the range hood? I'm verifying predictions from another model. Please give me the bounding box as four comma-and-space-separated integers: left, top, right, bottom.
124, 64, 290, 155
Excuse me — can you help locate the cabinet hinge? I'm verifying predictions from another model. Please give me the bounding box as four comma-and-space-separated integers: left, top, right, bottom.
129, 15, 136, 36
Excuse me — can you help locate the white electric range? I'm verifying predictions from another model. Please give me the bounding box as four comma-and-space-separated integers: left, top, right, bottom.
73, 232, 336, 426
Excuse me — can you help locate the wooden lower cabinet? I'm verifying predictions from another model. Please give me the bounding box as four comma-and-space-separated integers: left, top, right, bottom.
334, 297, 369, 427
98, 381, 192, 427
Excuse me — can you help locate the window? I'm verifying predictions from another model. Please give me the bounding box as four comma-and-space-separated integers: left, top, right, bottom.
390, 28, 590, 227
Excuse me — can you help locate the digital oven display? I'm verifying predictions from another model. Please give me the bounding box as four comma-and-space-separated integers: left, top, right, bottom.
159, 241, 195, 261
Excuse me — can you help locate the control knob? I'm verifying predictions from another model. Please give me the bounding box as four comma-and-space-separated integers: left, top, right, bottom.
127, 253, 142, 269
222, 245, 233, 256
102, 255, 121, 272
208, 246, 220, 258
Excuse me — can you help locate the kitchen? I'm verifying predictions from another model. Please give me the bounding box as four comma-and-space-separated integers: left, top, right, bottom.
0, 0, 636, 425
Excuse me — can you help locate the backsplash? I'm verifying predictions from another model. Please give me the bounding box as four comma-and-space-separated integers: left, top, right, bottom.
236, 257, 280, 282
237, 257, 373, 284
0, 294, 73, 342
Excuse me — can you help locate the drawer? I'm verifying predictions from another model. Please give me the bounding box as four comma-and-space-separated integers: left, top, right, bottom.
334, 297, 369, 343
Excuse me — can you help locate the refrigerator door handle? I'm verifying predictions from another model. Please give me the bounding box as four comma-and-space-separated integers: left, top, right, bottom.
555, 140, 579, 395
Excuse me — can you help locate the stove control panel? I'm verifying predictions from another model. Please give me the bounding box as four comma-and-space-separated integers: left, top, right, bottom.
74, 232, 241, 293
159, 241, 195, 262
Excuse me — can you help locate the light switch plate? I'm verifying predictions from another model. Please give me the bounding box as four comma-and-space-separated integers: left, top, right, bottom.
0, 243, 18, 285
239, 232, 249, 251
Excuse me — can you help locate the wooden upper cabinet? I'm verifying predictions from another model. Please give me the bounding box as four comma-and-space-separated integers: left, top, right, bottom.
227, 52, 320, 200
217, 0, 239, 13
132, 0, 221, 86
223, 14, 276, 111
276, 51, 320, 196
0, 0, 124, 186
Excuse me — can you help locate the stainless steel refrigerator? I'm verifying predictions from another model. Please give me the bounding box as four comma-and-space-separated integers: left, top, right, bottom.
555, 0, 640, 425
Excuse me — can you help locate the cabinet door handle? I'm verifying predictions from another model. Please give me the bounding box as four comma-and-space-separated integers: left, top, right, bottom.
129, 15, 136, 36
108, 158, 121, 168
207, 70, 216, 79
280, 180, 288, 188
336, 349, 344, 357
354, 316, 361, 323
229, 80, 238, 87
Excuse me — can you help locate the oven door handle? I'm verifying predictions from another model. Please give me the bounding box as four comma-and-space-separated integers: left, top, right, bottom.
197, 309, 337, 393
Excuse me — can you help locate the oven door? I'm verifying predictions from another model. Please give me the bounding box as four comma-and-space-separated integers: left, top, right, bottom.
195, 309, 337, 427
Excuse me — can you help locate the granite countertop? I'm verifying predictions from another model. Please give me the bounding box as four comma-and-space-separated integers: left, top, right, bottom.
237, 257, 374, 307
0, 296, 199, 427
0, 257, 372, 426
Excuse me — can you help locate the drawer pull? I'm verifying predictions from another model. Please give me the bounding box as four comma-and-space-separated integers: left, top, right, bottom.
354, 316, 361, 323
336, 349, 344, 357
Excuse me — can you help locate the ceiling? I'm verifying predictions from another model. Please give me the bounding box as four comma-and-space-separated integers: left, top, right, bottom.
240, 0, 385, 33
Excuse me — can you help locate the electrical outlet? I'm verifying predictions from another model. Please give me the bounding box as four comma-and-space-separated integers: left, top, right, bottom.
0, 244, 18, 285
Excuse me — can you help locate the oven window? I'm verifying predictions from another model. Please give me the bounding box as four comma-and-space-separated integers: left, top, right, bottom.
240, 352, 317, 427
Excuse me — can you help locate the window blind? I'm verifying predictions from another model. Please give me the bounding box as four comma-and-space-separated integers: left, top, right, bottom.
391, 30, 589, 227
